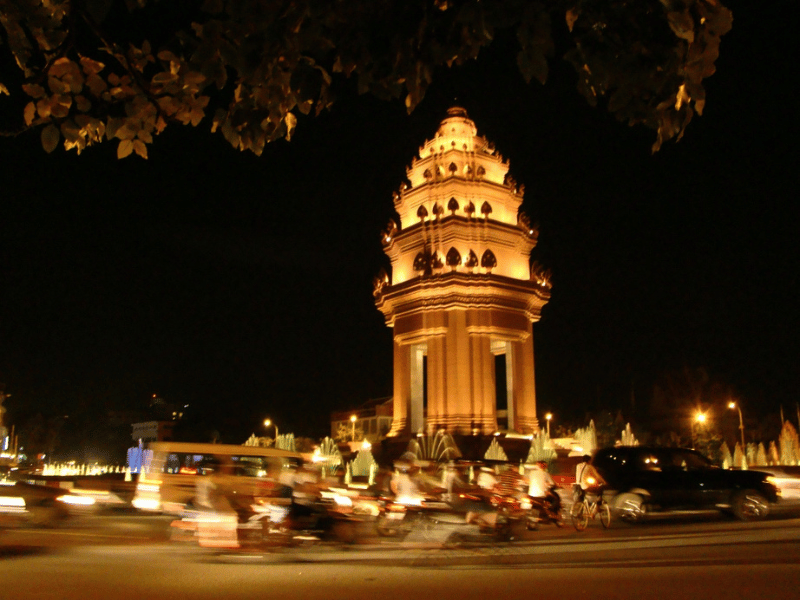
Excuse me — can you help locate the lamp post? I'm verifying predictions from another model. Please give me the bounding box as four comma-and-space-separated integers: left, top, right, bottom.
545, 413, 552, 437
691, 411, 706, 448
728, 401, 746, 453
263, 419, 278, 443
350, 415, 357, 442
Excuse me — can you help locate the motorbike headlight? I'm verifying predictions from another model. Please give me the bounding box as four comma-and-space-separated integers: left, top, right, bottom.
333, 494, 353, 507
395, 496, 422, 507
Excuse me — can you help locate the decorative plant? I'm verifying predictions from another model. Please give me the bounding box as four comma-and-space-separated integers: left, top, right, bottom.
484, 438, 508, 462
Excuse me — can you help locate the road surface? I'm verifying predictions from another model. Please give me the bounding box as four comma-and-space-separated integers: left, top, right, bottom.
1, 511, 799, 599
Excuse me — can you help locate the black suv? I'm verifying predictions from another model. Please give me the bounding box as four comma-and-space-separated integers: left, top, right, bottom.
591, 446, 779, 521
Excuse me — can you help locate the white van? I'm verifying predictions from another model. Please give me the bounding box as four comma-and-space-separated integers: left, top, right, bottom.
132, 441, 303, 514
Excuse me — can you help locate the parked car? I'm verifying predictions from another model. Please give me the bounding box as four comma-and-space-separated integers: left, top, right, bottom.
590, 446, 779, 522
0, 480, 95, 527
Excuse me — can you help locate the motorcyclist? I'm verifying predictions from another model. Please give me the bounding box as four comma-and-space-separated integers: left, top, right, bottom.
495, 464, 528, 500
287, 465, 322, 530
464, 465, 500, 530
390, 460, 426, 505
440, 461, 466, 503
193, 459, 239, 548
476, 465, 498, 491
527, 460, 561, 520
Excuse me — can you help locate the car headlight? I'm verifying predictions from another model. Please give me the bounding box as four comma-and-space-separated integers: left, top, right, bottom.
766, 476, 782, 496
132, 498, 161, 511
0, 496, 26, 509
57, 494, 96, 506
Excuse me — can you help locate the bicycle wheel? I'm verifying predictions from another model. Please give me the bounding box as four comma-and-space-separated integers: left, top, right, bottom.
571, 501, 589, 532
599, 500, 611, 529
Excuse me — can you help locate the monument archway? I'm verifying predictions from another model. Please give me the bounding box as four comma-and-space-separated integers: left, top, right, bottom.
374, 108, 551, 436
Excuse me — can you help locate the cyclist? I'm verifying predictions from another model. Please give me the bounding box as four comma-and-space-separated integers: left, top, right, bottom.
574, 454, 605, 502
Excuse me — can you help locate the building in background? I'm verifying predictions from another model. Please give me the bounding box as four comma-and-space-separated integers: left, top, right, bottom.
131, 421, 175, 444
330, 397, 393, 444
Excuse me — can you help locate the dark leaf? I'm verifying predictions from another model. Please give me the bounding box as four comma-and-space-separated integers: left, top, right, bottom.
41, 124, 60, 153
517, 48, 548, 85
85, 0, 113, 25
117, 139, 134, 159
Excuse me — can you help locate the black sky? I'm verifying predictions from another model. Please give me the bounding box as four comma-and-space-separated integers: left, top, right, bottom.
1, 1, 797, 446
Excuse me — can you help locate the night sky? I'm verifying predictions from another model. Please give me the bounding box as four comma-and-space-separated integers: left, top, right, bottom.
1, 1, 797, 450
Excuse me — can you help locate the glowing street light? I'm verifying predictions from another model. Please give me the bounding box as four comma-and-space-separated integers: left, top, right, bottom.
263, 418, 279, 441
545, 413, 553, 437
691, 411, 706, 448
350, 414, 357, 442
728, 401, 746, 452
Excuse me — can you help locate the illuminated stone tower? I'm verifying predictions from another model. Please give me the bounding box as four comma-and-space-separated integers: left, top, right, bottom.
374, 108, 552, 437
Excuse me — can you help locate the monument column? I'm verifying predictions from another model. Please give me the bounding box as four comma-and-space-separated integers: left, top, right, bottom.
510, 324, 539, 433
388, 341, 410, 436
470, 332, 498, 434
425, 334, 446, 431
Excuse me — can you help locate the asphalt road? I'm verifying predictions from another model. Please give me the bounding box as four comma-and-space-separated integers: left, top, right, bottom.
1, 511, 799, 599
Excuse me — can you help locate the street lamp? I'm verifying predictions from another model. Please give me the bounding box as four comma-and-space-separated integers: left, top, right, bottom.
263, 418, 278, 442
545, 413, 552, 438
728, 401, 746, 452
691, 411, 706, 448
350, 415, 357, 441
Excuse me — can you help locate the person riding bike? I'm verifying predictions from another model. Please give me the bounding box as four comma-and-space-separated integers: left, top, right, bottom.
574, 454, 605, 503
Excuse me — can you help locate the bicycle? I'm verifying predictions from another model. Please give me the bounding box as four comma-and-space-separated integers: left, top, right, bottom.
570, 486, 611, 531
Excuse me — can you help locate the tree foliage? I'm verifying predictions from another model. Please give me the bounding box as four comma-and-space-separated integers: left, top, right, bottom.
0, 0, 732, 158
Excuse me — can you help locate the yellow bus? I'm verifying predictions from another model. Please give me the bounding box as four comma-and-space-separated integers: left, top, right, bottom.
132, 441, 303, 514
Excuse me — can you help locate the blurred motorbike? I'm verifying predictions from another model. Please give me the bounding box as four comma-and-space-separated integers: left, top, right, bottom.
526, 486, 565, 529
174, 488, 368, 550
373, 474, 537, 543
374, 491, 462, 539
